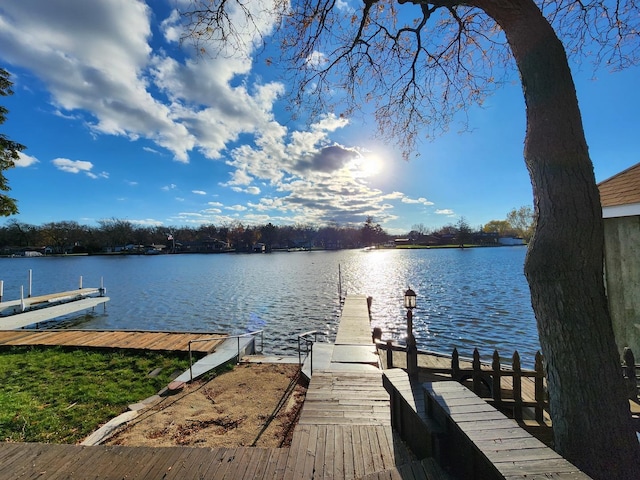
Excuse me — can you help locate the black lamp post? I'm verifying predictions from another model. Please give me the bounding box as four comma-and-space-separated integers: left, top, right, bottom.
404, 288, 418, 379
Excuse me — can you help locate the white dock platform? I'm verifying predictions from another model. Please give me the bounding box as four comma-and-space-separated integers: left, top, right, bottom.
0, 296, 110, 329
0, 288, 104, 316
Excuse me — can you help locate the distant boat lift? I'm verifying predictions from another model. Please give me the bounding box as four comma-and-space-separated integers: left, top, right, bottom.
0, 274, 109, 330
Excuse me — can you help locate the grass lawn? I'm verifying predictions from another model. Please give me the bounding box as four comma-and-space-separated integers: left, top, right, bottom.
0, 346, 190, 444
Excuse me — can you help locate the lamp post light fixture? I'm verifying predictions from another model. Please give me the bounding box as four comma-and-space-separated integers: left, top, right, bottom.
404, 288, 419, 379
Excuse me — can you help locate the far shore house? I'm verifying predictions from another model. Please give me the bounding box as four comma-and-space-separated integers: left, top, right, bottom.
598, 162, 640, 357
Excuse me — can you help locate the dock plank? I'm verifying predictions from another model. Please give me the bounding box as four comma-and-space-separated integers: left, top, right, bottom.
167, 447, 220, 480
319, 424, 333, 479
352, 424, 366, 479
257, 449, 278, 480
303, 424, 319, 479
365, 425, 385, 474
243, 448, 271, 480
313, 424, 327, 478
342, 425, 356, 479
285, 424, 311, 480
424, 381, 591, 479
274, 446, 291, 480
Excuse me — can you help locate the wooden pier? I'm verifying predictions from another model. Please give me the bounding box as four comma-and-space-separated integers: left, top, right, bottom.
284, 294, 426, 479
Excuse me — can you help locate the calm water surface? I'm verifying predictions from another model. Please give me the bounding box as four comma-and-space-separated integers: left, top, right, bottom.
0, 247, 540, 364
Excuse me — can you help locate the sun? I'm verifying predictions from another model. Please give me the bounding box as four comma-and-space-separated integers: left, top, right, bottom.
353, 153, 384, 178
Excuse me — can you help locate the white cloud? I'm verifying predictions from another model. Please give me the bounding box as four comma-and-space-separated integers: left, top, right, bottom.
435, 209, 455, 215
162, 184, 177, 191
227, 205, 248, 211
130, 218, 164, 226
52, 158, 105, 179
192, 190, 207, 195
218, 112, 408, 226
159, 9, 181, 43
14, 152, 39, 167
401, 196, 434, 206
0, 0, 284, 163
306, 50, 328, 68
223, 169, 253, 187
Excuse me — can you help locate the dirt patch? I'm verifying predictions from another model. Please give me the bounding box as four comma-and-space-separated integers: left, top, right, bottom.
104, 363, 307, 448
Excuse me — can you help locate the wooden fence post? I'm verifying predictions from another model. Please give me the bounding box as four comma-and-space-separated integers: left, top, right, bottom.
452, 348, 460, 381
386, 340, 394, 369
534, 351, 545, 422
492, 350, 502, 403
623, 347, 637, 400
472, 348, 482, 394
512, 351, 522, 421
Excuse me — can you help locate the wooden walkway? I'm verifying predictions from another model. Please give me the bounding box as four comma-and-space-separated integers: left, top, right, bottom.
285, 371, 412, 479
283, 295, 442, 479
285, 294, 402, 479
0, 330, 226, 354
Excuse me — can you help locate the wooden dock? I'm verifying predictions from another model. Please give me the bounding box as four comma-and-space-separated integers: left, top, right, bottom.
0, 330, 226, 354
284, 294, 413, 479
282, 295, 451, 479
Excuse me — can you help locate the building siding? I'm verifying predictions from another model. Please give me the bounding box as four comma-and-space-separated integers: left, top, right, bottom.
603, 215, 640, 356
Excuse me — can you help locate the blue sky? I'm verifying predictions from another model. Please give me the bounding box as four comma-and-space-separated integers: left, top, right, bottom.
1, 1, 638, 234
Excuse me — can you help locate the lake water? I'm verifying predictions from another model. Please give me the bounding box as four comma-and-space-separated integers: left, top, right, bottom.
0, 247, 541, 365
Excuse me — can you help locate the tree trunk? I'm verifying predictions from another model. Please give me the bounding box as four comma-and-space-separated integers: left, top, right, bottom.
476, 1, 640, 478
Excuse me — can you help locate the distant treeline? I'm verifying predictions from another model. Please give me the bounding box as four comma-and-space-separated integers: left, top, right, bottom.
1, 209, 532, 255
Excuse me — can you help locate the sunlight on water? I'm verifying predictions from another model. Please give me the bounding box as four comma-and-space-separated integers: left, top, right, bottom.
0, 247, 540, 365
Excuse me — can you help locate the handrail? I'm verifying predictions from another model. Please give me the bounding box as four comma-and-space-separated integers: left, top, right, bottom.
375, 338, 539, 372
298, 330, 326, 375
187, 330, 264, 381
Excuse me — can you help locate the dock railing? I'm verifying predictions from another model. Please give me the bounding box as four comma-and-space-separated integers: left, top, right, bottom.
623, 347, 640, 401
297, 330, 327, 375
187, 330, 264, 381
379, 341, 640, 423
378, 341, 548, 422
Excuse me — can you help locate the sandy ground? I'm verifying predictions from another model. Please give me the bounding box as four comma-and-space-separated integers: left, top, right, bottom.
104, 363, 307, 448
